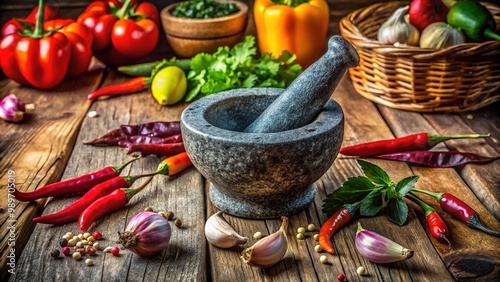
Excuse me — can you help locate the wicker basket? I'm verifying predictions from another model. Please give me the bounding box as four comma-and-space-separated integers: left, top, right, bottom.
340, 1, 500, 112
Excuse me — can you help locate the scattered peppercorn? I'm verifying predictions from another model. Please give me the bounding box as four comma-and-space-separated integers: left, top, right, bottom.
314, 245, 322, 253
297, 227, 306, 234
111, 246, 120, 256
61, 246, 71, 256
337, 273, 345, 281
144, 206, 154, 212
67, 239, 76, 247
83, 232, 91, 239
165, 211, 174, 220
357, 266, 366, 276
76, 241, 84, 248
92, 231, 103, 240
103, 246, 113, 253
76, 247, 86, 256
296, 233, 305, 240
313, 234, 319, 241
307, 224, 316, 231
174, 218, 182, 228
59, 238, 68, 247
253, 232, 263, 239
72, 252, 82, 260
85, 258, 93, 266
50, 250, 60, 258
320, 255, 328, 264
93, 242, 100, 250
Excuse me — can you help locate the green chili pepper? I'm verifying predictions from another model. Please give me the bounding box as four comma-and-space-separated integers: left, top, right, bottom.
446, 0, 500, 41
117, 58, 192, 77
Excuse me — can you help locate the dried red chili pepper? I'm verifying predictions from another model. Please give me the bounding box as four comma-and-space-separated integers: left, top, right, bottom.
78, 176, 153, 231
371, 150, 498, 167
126, 142, 185, 157
13, 157, 138, 202
412, 189, 500, 237
318, 203, 358, 254
33, 175, 143, 225
407, 193, 451, 247
87, 76, 150, 100
340, 132, 490, 157
118, 134, 183, 148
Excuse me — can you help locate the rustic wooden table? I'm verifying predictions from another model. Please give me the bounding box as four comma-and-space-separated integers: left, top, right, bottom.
1, 1, 499, 281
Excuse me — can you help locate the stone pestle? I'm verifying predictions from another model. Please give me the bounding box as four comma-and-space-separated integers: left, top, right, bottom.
244, 35, 360, 133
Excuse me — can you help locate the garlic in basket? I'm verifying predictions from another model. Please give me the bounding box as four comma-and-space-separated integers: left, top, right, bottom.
377, 6, 420, 46
205, 211, 248, 248
117, 212, 171, 257
420, 22, 465, 49
355, 222, 414, 264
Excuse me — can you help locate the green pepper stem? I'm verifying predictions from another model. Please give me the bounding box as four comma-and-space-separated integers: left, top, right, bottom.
124, 176, 154, 201
411, 188, 444, 202
113, 156, 141, 174
33, 0, 45, 38
484, 29, 500, 41
407, 192, 436, 217
428, 133, 490, 147
115, 0, 133, 19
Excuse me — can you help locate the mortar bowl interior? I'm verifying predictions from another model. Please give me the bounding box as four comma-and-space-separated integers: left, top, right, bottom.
180, 88, 344, 218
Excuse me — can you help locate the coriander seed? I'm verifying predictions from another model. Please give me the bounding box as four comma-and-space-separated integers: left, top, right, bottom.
313, 234, 319, 241
357, 266, 366, 276
83, 232, 91, 239
320, 255, 328, 264
314, 245, 322, 253
67, 239, 76, 247
307, 224, 316, 231
87, 236, 94, 242
296, 233, 305, 240
165, 211, 174, 220
85, 259, 93, 266
72, 251, 82, 260
297, 227, 306, 234
253, 232, 263, 239
174, 218, 182, 228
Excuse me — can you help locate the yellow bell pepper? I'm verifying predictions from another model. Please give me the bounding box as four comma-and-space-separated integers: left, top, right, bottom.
254, 0, 329, 69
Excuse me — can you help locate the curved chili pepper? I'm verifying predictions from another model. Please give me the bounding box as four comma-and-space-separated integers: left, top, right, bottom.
87, 76, 151, 100
126, 142, 185, 157
412, 189, 500, 237
318, 203, 358, 254
118, 134, 183, 148
340, 132, 490, 157
78, 176, 153, 231
371, 150, 498, 168
13, 157, 138, 202
120, 121, 180, 137
155, 152, 193, 176
33, 175, 139, 225
407, 193, 451, 247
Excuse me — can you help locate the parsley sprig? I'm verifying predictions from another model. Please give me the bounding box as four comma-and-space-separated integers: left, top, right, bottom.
322, 160, 419, 225
184, 36, 302, 102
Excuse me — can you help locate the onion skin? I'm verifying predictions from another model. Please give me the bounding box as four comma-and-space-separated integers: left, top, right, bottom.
355, 222, 414, 264
118, 212, 171, 257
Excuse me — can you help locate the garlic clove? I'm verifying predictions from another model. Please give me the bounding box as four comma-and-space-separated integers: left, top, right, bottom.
241, 216, 288, 268
205, 211, 248, 248
355, 222, 413, 264
377, 5, 420, 46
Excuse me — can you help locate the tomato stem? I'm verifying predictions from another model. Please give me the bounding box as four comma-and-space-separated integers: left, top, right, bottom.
115, 0, 134, 19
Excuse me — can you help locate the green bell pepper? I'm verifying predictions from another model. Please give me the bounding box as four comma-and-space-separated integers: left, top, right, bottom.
446, 0, 500, 41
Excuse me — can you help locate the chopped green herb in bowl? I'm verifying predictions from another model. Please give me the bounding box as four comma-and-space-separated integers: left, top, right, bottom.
172, 0, 240, 19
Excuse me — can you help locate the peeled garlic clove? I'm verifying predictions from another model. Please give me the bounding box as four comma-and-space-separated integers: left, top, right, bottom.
241, 216, 288, 268
355, 222, 413, 264
205, 211, 248, 248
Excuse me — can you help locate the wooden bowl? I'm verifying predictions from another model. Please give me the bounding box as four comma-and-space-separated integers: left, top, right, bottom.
161, 0, 248, 58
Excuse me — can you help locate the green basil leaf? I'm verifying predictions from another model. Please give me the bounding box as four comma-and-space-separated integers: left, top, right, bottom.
385, 185, 397, 200
322, 176, 376, 215
386, 198, 408, 226
396, 175, 419, 198
359, 189, 383, 216
357, 159, 392, 186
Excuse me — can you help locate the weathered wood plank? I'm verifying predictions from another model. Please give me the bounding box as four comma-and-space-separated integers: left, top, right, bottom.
10, 70, 207, 281
1, 70, 104, 281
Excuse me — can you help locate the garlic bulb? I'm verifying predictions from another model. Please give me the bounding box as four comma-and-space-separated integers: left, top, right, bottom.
241, 216, 288, 268
117, 212, 171, 257
0, 94, 34, 122
355, 223, 413, 264
420, 22, 465, 49
205, 211, 248, 248
377, 6, 420, 46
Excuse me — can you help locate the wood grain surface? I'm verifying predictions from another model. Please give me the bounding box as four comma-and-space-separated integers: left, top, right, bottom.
1, 0, 499, 281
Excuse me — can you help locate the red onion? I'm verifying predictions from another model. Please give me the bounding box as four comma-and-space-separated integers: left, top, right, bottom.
0, 94, 33, 122
117, 212, 171, 257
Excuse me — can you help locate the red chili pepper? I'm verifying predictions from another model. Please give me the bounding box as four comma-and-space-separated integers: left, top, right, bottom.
408, 193, 451, 247
33, 175, 138, 225
126, 142, 186, 157
1, 4, 61, 37
340, 132, 490, 157
155, 152, 193, 176
87, 76, 150, 100
318, 204, 357, 254
13, 157, 138, 202
78, 176, 153, 231
371, 150, 498, 167
77, 0, 159, 67
412, 189, 500, 237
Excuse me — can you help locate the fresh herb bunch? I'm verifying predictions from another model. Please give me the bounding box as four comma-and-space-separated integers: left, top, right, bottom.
172, 0, 240, 19
322, 160, 419, 225
184, 35, 302, 102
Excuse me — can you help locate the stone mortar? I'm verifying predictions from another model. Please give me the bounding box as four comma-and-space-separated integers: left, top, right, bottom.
180, 88, 344, 219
